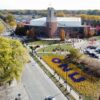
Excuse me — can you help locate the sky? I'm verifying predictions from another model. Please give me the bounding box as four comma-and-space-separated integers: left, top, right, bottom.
0, 0, 100, 10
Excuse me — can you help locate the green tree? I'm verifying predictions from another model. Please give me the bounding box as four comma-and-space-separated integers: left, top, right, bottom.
6, 14, 15, 23
6, 14, 16, 27
65, 47, 82, 63
0, 37, 29, 86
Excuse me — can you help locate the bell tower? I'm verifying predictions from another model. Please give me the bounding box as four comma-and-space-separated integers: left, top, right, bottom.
46, 7, 57, 38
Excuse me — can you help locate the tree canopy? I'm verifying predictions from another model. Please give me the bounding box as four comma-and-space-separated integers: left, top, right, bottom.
6, 14, 15, 22
56, 11, 65, 17
60, 28, 65, 41
64, 46, 82, 63
0, 37, 29, 85
6, 14, 16, 27
0, 22, 5, 34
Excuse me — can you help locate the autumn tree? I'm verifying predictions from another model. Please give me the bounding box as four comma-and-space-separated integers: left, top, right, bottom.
88, 28, 96, 37
0, 37, 29, 86
0, 22, 5, 35
6, 14, 15, 22
6, 14, 16, 27
56, 11, 65, 17
15, 22, 26, 36
84, 27, 96, 38
26, 27, 36, 38
60, 28, 65, 41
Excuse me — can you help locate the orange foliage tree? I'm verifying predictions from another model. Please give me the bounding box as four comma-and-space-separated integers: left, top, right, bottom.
60, 28, 65, 41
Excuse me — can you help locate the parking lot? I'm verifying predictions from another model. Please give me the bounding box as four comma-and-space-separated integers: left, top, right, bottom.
84, 46, 100, 59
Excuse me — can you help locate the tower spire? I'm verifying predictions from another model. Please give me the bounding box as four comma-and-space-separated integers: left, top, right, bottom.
48, 1, 52, 8
46, 7, 57, 38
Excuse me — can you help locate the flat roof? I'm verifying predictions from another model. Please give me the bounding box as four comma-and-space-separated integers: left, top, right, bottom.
29, 17, 82, 27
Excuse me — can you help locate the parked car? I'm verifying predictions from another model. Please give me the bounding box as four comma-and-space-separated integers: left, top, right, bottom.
84, 49, 93, 55
95, 48, 100, 54
89, 53, 99, 59
44, 96, 56, 100
87, 46, 97, 49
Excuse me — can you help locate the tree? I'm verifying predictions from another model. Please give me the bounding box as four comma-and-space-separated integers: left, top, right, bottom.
0, 23, 5, 35
0, 37, 29, 86
6, 14, 15, 23
6, 14, 16, 27
28, 27, 35, 38
56, 11, 65, 17
15, 23, 26, 36
88, 28, 96, 37
60, 28, 65, 41
64, 46, 82, 63
9, 21, 16, 27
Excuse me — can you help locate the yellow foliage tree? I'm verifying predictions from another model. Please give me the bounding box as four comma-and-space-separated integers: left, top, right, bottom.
6, 14, 17, 27
80, 14, 100, 21
56, 11, 65, 17
60, 28, 65, 41
0, 37, 30, 85
0, 23, 5, 34
9, 21, 16, 27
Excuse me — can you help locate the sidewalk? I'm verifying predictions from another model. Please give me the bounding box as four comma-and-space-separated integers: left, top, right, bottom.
0, 79, 29, 100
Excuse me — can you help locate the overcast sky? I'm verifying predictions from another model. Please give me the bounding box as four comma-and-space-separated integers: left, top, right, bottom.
0, 0, 100, 10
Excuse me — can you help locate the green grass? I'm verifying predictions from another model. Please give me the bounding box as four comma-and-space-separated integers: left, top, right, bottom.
28, 40, 60, 45
37, 53, 62, 57
89, 36, 100, 40
37, 44, 72, 52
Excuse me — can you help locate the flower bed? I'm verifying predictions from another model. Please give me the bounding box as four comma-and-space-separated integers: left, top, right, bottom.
42, 55, 100, 98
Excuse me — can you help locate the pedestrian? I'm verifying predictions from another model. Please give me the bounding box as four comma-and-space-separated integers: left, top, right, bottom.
99, 96, 100, 100
15, 98, 18, 100
18, 93, 21, 100
70, 87, 72, 93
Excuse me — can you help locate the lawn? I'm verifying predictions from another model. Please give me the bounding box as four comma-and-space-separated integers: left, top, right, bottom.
37, 53, 62, 57
28, 40, 60, 45
37, 44, 73, 52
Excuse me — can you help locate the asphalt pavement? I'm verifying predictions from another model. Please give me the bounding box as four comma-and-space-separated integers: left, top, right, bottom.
22, 58, 67, 100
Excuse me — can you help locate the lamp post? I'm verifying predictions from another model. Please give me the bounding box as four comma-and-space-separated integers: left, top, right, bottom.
79, 94, 82, 100
99, 96, 100, 100
64, 72, 67, 92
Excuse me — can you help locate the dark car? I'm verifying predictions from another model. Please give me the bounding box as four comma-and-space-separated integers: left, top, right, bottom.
44, 96, 55, 100
87, 46, 97, 49
89, 53, 99, 58
95, 49, 100, 54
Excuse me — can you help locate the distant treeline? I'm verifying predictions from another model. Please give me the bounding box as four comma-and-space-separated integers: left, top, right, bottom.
0, 10, 100, 16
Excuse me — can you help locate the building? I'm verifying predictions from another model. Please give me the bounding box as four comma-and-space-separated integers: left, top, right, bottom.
25, 7, 85, 39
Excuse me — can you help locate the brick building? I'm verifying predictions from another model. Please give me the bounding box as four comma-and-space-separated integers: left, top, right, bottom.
25, 7, 86, 39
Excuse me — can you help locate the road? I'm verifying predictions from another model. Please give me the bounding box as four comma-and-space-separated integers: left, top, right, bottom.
22, 57, 67, 100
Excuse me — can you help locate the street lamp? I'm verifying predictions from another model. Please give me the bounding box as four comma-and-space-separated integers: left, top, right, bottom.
66, 72, 67, 91
79, 94, 82, 100
64, 72, 67, 92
